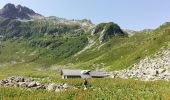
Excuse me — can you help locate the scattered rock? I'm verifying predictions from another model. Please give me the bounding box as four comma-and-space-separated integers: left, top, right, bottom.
18, 82, 27, 87
47, 83, 57, 91
111, 47, 170, 81
28, 81, 37, 88
63, 83, 69, 89
55, 88, 60, 92
0, 76, 69, 92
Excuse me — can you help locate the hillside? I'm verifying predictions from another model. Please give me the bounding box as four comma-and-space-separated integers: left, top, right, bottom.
0, 3, 169, 73
0, 4, 169, 73
0, 4, 128, 70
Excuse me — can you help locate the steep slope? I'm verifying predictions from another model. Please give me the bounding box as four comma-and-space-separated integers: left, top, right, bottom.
0, 16, 87, 39
65, 22, 170, 71
112, 45, 170, 81
109, 23, 170, 80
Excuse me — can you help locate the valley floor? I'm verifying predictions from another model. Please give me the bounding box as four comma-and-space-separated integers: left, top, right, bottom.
0, 78, 170, 100
0, 62, 170, 100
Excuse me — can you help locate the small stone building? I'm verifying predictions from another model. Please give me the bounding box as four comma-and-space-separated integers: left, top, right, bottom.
61, 69, 105, 79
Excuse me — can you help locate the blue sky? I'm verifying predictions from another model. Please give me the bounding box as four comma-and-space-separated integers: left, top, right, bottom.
0, 0, 170, 30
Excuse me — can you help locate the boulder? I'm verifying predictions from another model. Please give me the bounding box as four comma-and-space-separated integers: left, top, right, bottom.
14, 84, 19, 87
47, 83, 57, 91
33, 85, 45, 90
0, 80, 2, 86
27, 82, 37, 88
55, 88, 60, 92
63, 83, 69, 89
18, 82, 28, 87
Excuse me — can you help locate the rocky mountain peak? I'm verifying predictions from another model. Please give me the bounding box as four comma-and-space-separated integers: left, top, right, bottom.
0, 3, 43, 20
3, 3, 15, 9
92, 22, 127, 43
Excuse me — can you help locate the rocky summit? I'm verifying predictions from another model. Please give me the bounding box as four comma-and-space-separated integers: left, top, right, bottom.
0, 3, 43, 20
92, 22, 126, 43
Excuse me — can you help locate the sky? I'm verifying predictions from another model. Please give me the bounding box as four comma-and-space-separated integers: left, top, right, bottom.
0, 0, 170, 31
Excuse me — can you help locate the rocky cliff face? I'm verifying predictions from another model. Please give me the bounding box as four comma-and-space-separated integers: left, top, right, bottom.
0, 3, 43, 20
92, 22, 126, 43
111, 44, 170, 81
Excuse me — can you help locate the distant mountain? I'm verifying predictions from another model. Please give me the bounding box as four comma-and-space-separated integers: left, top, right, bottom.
0, 3, 43, 20
45, 16, 94, 31
123, 29, 138, 36
139, 29, 153, 33
0, 4, 126, 42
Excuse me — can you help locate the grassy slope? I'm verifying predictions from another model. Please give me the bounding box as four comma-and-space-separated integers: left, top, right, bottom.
65, 23, 170, 71
0, 35, 88, 79
0, 22, 170, 78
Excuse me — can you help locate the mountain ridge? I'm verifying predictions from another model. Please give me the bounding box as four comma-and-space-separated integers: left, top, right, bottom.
0, 3, 43, 20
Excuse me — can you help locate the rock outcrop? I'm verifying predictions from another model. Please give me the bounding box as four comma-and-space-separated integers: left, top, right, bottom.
92, 22, 126, 43
0, 76, 69, 91
0, 3, 43, 20
111, 47, 170, 81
